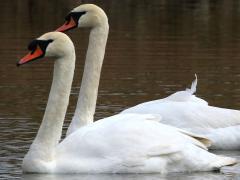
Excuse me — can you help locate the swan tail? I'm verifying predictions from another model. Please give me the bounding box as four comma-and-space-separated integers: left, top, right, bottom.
211, 156, 237, 170
177, 128, 212, 149
220, 163, 240, 174
186, 74, 197, 94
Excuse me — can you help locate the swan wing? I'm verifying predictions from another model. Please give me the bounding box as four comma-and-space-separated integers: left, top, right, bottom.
122, 101, 240, 131
121, 98, 240, 149
58, 113, 204, 156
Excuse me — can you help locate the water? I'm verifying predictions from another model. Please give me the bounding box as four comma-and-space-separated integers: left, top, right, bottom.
1, 0, 240, 179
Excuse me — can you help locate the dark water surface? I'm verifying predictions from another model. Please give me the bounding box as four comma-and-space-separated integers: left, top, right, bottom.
1, 0, 240, 179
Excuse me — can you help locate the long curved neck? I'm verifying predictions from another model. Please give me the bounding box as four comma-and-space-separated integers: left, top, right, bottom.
67, 23, 109, 135
27, 53, 75, 161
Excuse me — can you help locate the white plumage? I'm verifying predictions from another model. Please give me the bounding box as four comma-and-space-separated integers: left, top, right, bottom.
20, 31, 236, 174
55, 114, 235, 173
122, 75, 240, 149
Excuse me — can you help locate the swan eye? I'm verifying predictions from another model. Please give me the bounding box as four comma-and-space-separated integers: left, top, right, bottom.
28, 39, 53, 54
38, 39, 54, 52
66, 11, 86, 24
65, 14, 71, 23
28, 40, 38, 53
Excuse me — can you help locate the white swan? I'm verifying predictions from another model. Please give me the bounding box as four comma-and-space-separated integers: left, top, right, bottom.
18, 32, 236, 173
57, 4, 240, 150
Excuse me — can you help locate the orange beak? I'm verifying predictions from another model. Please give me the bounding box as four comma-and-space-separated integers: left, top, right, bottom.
56, 17, 77, 32
17, 46, 44, 66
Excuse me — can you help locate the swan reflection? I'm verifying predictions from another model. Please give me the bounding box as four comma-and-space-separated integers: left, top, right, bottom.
22, 172, 238, 180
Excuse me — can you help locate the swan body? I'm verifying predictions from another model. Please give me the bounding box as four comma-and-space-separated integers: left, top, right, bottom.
23, 109, 237, 173
57, 4, 240, 150
18, 33, 236, 174
121, 76, 240, 149
47, 113, 236, 173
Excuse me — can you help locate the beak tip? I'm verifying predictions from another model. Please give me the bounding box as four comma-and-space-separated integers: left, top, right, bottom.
16, 62, 21, 67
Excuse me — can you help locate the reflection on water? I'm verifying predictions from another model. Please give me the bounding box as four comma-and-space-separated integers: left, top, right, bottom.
22, 172, 237, 180
1, 0, 240, 179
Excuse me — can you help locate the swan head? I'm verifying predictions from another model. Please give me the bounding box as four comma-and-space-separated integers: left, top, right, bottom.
17, 32, 74, 66
56, 4, 108, 32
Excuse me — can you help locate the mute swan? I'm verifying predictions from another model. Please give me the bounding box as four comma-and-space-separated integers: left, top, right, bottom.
18, 32, 236, 173
57, 4, 240, 150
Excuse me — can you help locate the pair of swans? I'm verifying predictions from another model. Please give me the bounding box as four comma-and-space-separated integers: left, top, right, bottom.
18, 4, 238, 173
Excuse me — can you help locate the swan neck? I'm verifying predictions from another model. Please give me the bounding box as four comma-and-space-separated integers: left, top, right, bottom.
28, 54, 75, 161
69, 24, 109, 134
